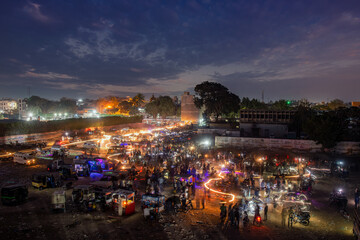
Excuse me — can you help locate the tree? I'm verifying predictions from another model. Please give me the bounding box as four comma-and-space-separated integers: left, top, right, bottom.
59, 97, 76, 114
271, 100, 291, 110
157, 96, 176, 118
327, 99, 346, 110
303, 111, 347, 149
129, 106, 140, 115
27, 96, 51, 113
289, 106, 314, 138
144, 96, 176, 118
119, 101, 132, 115
240, 97, 267, 109
194, 81, 240, 121
132, 93, 145, 107
145, 100, 159, 118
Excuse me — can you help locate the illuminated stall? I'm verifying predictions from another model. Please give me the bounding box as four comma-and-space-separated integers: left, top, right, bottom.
112, 189, 135, 216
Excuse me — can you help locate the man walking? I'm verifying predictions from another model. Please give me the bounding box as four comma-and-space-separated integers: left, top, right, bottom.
264, 203, 268, 221
355, 188, 359, 209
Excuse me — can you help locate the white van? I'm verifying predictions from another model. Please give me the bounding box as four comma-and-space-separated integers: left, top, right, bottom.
13, 152, 36, 165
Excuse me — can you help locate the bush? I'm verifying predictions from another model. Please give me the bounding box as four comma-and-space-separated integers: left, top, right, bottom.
0, 116, 143, 136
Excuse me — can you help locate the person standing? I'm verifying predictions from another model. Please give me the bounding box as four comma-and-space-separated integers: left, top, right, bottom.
281, 207, 287, 227
243, 211, 249, 231
253, 204, 260, 225
220, 203, 227, 223
288, 207, 294, 228
264, 203, 268, 221
355, 188, 359, 209
234, 204, 240, 228
201, 193, 205, 209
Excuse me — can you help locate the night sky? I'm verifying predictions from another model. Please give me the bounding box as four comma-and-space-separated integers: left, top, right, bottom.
0, 0, 360, 101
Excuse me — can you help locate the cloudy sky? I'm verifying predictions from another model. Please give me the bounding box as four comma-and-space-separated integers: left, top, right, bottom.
0, 0, 360, 101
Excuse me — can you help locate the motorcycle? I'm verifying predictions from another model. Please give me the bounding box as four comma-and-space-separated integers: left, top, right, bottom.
254, 215, 262, 226
293, 211, 310, 226
340, 208, 350, 221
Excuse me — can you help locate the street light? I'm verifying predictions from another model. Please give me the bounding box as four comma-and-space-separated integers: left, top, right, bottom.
203, 140, 210, 146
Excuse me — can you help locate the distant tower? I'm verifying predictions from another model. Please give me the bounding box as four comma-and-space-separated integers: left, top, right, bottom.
181, 92, 200, 123
261, 90, 264, 103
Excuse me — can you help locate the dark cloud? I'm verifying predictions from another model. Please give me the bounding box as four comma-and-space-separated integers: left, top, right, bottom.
0, 0, 359, 100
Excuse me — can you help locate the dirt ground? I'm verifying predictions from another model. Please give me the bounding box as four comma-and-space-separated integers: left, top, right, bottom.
0, 154, 358, 240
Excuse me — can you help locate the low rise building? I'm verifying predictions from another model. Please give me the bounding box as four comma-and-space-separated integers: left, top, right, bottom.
0, 98, 17, 113
239, 110, 295, 138
352, 102, 360, 107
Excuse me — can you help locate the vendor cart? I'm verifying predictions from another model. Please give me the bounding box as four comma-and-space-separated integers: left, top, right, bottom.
52, 190, 66, 212
74, 159, 90, 176
112, 189, 135, 216
141, 194, 165, 219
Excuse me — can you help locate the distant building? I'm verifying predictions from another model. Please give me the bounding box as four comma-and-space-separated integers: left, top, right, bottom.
239, 110, 295, 138
76, 99, 84, 107
181, 92, 199, 123
239, 110, 295, 124
352, 102, 360, 107
77, 107, 99, 118
0, 98, 17, 113
17, 98, 27, 115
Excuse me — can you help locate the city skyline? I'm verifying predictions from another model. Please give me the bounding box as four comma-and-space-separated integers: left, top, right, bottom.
1, 0, 360, 101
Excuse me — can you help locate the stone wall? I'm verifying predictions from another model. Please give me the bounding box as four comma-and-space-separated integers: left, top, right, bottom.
215, 136, 360, 155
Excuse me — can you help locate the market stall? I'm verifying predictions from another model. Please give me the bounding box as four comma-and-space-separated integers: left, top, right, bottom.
112, 189, 135, 216
141, 194, 165, 219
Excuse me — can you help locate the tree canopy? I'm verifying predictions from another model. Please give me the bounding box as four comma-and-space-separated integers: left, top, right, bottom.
194, 81, 240, 121
27, 96, 76, 115
131, 93, 145, 107
145, 96, 176, 118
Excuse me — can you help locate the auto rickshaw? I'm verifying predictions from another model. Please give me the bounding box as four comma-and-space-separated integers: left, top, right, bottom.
1, 184, 28, 205
32, 172, 61, 190
72, 185, 95, 204
59, 165, 78, 180
72, 185, 96, 211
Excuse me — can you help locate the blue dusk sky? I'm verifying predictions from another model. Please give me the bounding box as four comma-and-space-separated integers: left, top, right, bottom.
0, 0, 360, 101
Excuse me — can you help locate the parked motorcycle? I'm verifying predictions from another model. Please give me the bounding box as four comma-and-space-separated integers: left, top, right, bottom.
254, 215, 262, 226
293, 211, 310, 226
180, 199, 193, 213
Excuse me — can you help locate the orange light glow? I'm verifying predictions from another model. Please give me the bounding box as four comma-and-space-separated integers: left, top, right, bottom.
204, 172, 235, 203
